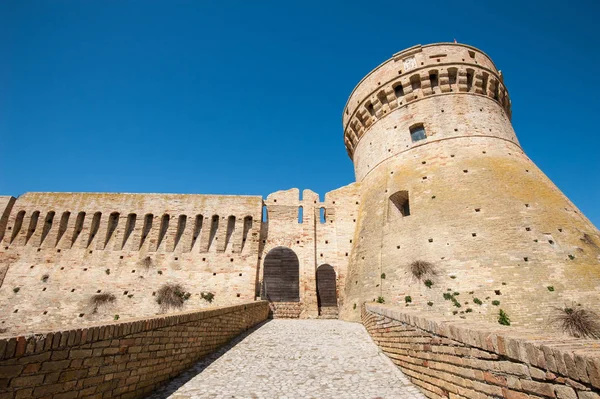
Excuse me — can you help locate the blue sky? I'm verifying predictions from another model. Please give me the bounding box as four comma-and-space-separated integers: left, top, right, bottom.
1, 1, 598, 227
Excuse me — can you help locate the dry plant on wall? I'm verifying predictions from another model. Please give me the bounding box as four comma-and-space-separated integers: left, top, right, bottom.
409, 260, 437, 281
551, 303, 600, 339
90, 293, 116, 314
139, 256, 153, 269
156, 283, 191, 312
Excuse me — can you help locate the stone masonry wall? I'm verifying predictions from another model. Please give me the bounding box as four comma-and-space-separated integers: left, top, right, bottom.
0, 301, 269, 399
0, 193, 263, 335
259, 186, 360, 318
363, 304, 600, 399
340, 43, 600, 326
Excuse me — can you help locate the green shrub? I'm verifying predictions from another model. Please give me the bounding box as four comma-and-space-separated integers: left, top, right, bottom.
427, 301, 433, 306
404, 296, 412, 303
466, 308, 473, 313
498, 309, 511, 326
424, 279, 433, 288
114, 315, 119, 320
473, 298, 483, 305
492, 300, 500, 306
376, 296, 385, 304
381, 273, 386, 279
547, 286, 555, 292
451, 297, 461, 308
443, 293, 452, 300
200, 292, 214, 303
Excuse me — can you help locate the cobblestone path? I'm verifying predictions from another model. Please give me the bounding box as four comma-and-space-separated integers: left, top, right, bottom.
148, 319, 425, 399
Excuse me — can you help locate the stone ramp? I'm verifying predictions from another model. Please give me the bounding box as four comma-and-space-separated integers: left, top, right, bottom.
147, 319, 425, 399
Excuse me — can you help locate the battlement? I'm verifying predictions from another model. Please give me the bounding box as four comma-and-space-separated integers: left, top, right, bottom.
343, 43, 512, 159
2, 192, 261, 254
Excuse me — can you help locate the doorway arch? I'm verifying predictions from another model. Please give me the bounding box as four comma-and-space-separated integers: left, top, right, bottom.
263, 246, 300, 302
316, 264, 337, 307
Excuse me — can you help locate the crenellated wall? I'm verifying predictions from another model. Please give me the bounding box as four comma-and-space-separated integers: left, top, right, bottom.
0, 193, 263, 335
258, 186, 360, 318
0, 186, 360, 334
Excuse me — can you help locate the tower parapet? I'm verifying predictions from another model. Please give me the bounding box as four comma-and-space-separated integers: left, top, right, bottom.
343, 43, 514, 180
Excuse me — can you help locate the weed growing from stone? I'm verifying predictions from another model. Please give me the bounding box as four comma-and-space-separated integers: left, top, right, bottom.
90, 293, 116, 314
376, 296, 385, 304
547, 286, 555, 292
551, 304, 600, 339
409, 260, 437, 281
139, 256, 153, 269
201, 292, 214, 303
380, 273, 386, 279
157, 283, 191, 311
498, 309, 511, 326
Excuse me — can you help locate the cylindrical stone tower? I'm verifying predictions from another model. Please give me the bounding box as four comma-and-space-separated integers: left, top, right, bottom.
340, 43, 600, 327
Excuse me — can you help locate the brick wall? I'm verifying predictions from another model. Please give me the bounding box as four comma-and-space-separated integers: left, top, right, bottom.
363, 304, 599, 399
0, 301, 269, 399
0, 193, 264, 334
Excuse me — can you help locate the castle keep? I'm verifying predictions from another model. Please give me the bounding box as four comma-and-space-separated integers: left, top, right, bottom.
1, 43, 599, 336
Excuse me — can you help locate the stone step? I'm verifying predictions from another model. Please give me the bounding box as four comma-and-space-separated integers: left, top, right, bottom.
269, 302, 303, 319
318, 307, 339, 319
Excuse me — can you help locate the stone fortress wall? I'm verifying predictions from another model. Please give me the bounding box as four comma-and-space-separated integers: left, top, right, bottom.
339, 43, 600, 326
0, 186, 359, 335
0, 42, 599, 337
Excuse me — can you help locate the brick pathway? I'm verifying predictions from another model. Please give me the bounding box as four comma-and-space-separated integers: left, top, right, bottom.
148, 319, 425, 399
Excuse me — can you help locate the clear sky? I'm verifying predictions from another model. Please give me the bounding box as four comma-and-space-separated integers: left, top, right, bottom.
1, 1, 598, 228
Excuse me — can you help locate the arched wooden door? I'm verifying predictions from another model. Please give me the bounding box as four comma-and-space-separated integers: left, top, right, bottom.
316, 264, 337, 308
263, 246, 300, 302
